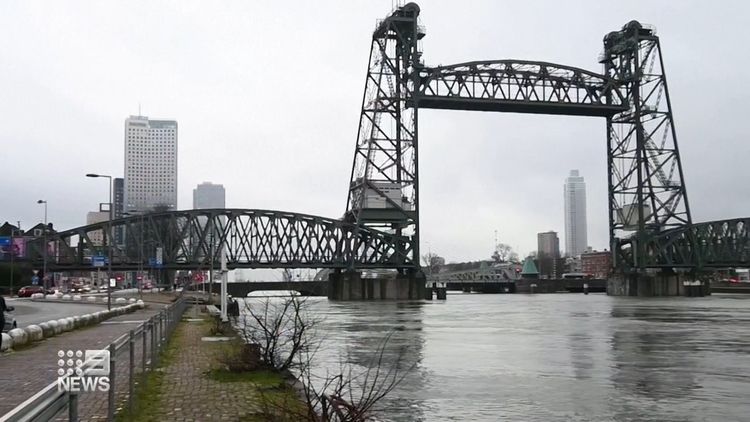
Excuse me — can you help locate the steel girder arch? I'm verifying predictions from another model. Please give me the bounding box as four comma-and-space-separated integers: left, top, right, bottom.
415, 60, 628, 117
25, 209, 412, 271
694, 218, 750, 267
635, 218, 750, 268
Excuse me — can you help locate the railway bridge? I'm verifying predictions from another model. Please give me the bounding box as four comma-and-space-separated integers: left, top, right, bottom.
20, 3, 750, 297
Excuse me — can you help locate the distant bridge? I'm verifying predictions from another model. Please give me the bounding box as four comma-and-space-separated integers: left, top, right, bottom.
193, 281, 328, 297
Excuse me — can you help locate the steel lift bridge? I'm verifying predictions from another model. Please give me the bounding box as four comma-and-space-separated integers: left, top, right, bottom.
28, 3, 749, 293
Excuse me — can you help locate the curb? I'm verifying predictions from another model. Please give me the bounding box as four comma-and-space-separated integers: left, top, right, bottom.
1, 300, 146, 353
30, 295, 141, 306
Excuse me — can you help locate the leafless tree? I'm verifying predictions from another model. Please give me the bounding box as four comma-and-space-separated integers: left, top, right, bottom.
238, 295, 415, 421
421, 252, 445, 275
238, 295, 318, 372
296, 332, 415, 421
492, 243, 519, 263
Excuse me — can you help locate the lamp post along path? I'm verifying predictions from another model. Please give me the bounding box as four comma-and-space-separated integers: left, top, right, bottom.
87, 173, 113, 311
36, 200, 48, 297
220, 249, 228, 323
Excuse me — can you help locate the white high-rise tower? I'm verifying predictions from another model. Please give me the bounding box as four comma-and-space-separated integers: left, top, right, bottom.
124, 115, 178, 213
564, 169, 588, 257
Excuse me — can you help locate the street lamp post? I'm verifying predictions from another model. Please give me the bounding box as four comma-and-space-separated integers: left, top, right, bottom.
86, 173, 113, 311
37, 200, 48, 297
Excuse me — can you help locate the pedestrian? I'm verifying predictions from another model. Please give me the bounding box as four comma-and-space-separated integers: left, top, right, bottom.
0, 293, 7, 351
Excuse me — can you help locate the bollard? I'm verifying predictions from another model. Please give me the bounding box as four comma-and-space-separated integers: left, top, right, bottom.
108, 343, 116, 421
68, 391, 79, 422
129, 330, 135, 414
436, 287, 447, 300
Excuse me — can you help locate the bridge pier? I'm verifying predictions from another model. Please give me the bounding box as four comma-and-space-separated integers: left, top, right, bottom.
328, 271, 425, 301
607, 272, 710, 297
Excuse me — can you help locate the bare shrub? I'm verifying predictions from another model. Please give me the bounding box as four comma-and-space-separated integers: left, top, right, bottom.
298, 332, 415, 422
238, 295, 317, 372
237, 295, 415, 421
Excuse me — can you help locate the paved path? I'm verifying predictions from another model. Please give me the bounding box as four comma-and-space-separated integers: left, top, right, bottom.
7, 299, 105, 328
0, 304, 166, 419
150, 306, 263, 421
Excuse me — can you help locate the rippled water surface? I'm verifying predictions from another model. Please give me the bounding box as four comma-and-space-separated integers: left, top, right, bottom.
295, 293, 750, 421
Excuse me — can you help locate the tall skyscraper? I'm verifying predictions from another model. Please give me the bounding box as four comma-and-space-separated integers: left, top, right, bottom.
193, 182, 226, 209
537, 231, 560, 258
124, 115, 178, 214
564, 169, 588, 257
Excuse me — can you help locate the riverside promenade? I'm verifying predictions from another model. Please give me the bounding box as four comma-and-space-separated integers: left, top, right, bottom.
0, 296, 170, 419
135, 306, 267, 421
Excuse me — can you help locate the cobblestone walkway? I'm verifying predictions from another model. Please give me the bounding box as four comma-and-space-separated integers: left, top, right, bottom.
147, 306, 263, 421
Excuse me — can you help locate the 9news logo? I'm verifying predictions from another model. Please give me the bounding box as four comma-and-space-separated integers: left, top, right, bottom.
56, 349, 111, 392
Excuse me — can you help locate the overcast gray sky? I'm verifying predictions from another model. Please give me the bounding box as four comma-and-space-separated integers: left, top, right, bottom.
2, 0, 749, 264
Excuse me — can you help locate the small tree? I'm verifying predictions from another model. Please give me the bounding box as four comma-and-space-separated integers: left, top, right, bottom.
295, 332, 415, 421
421, 252, 445, 275
492, 243, 518, 263
237, 296, 416, 421
238, 295, 317, 372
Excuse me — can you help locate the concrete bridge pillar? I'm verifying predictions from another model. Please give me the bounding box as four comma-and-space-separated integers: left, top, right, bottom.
328, 271, 426, 301
607, 272, 710, 297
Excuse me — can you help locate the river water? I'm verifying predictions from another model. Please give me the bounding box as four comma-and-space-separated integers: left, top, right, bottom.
290, 293, 750, 421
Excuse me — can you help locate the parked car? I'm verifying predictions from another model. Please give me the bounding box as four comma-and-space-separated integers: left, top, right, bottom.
17, 285, 51, 297
3, 308, 17, 333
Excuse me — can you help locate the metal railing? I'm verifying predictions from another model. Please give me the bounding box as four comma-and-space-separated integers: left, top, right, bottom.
0, 298, 188, 422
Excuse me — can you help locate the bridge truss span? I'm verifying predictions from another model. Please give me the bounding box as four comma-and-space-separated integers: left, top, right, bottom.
416, 60, 628, 116
633, 218, 750, 268
28, 209, 413, 271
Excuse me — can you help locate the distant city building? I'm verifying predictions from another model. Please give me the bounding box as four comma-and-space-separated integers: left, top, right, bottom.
86, 210, 109, 247
564, 169, 588, 257
114, 177, 124, 246
124, 115, 178, 214
581, 250, 611, 278
537, 231, 560, 259
193, 182, 226, 209
566, 256, 582, 273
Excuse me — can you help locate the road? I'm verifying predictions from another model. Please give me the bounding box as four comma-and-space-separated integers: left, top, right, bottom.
5, 298, 105, 328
